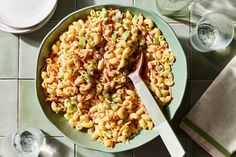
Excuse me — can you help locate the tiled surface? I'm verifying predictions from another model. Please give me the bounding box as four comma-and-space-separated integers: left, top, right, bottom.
19, 23, 56, 78
170, 23, 191, 78
134, 0, 190, 23
40, 137, 75, 157
76, 0, 133, 9
0, 0, 235, 156
19, 80, 63, 136
0, 31, 18, 78
0, 80, 17, 135
50, 0, 76, 22
190, 80, 213, 106
133, 137, 191, 157
76, 146, 132, 157
171, 81, 191, 136
190, 32, 236, 80
0, 137, 3, 156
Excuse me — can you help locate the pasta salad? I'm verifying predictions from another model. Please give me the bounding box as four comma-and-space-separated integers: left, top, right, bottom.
41, 8, 175, 147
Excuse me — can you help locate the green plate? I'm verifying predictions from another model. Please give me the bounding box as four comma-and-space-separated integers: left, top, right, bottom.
36, 4, 187, 152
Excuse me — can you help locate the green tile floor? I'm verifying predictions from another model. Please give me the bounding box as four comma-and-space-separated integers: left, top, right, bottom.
1, 0, 236, 156
41, 137, 75, 157
0, 32, 18, 78
19, 80, 63, 136
19, 23, 57, 78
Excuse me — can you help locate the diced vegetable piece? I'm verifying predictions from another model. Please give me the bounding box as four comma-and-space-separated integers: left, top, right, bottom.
79, 36, 86, 45
67, 102, 74, 111
122, 31, 130, 40
102, 8, 108, 17
132, 15, 138, 24
112, 34, 117, 41
154, 37, 159, 44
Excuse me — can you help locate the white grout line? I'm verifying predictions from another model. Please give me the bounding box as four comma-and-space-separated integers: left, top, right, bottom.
0, 78, 19, 80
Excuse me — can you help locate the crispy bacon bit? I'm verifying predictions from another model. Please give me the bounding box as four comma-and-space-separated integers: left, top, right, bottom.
113, 114, 120, 121
40, 65, 46, 72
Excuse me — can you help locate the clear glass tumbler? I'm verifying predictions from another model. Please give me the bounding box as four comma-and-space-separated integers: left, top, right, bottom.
190, 12, 234, 52
0, 127, 45, 157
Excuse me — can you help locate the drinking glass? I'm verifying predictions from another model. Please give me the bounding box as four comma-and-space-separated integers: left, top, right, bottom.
0, 127, 45, 157
190, 12, 234, 52
155, 0, 197, 16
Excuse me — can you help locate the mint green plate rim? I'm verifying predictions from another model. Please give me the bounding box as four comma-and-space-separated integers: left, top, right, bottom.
35, 4, 187, 153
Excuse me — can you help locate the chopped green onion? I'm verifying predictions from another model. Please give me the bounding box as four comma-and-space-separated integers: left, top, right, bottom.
122, 31, 130, 40
67, 103, 74, 111
111, 34, 117, 41
132, 15, 138, 24
154, 37, 159, 44
109, 131, 113, 136
79, 36, 86, 45
102, 8, 108, 17
70, 96, 76, 101
111, 103, 118, 111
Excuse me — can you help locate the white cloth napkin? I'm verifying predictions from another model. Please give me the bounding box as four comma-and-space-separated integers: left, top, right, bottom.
180, 56, 236, 157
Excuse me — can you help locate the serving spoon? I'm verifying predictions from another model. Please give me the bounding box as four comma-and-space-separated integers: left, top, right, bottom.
128, 51, 185, 157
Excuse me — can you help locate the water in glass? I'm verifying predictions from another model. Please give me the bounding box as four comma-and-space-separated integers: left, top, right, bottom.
190, 12, 234, 52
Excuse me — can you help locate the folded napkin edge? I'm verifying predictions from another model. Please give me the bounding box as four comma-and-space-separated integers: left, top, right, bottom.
180, 118, 232, 157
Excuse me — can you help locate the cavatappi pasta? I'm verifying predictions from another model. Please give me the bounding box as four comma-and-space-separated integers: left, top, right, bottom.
41, 8, 176, 147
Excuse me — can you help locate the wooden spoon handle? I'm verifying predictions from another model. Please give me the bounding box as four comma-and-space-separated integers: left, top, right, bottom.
133, 79, 185, 157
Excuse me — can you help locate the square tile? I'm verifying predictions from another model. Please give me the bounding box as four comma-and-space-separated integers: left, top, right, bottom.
19, 80, 63, 136
170, 23, 191, 78
0, 137, 4, 156
134, 0, 190, 23
190, 25, 236, 80
39, 137, 74, 157
0, 31, 18, 78
19, 23, 56, 79
133, 137, 191, 157
170, 24, 190, 52
50, 0, 76, 22
76, 146, 132, 157
76, 0, 133, 9
0, 80, 17, 135
171, 81, 191, 136
190, 80, 212, 106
